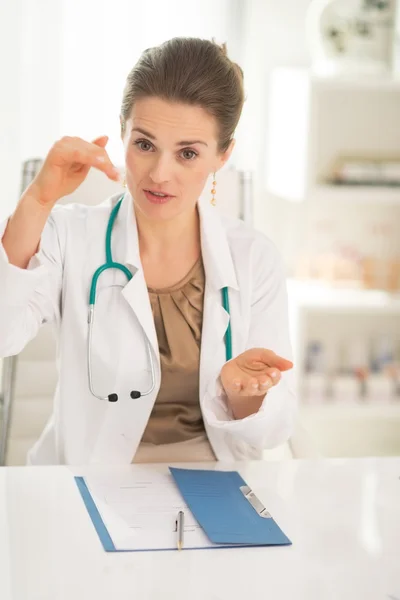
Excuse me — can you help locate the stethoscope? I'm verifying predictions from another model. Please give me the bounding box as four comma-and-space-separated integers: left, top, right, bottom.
87, 194, 233, 402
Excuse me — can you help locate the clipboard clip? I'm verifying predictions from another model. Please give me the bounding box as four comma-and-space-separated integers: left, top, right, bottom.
240, 485, 271, 519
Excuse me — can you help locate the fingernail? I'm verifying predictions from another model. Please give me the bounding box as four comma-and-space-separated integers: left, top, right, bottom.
270, 371, 277, 378
233, 381, 240, 389
252, 383, 259, 389
96, 156, 106, 163
260, 381, 269, 388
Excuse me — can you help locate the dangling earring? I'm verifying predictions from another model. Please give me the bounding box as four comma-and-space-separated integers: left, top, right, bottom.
122, 174, 127, 188
211, 172, 217, 206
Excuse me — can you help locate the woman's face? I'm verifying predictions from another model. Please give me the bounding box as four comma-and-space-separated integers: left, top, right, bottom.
121, 97, 234, 221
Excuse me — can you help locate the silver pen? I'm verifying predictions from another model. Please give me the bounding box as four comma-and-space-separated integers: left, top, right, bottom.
176, 510, 184, 551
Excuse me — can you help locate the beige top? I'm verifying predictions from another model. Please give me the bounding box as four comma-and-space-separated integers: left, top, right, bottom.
140, 257, 207, 446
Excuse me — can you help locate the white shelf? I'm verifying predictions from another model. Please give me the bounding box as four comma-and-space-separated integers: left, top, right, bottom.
266, 67, 400, 202
301, 402, 400, 420
310, 184, 400, 204
309, 73, 400, 92
300, 401, 400, 456
287, 278, 400, 313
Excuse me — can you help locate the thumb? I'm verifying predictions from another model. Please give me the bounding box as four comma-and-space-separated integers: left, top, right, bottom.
259, 349, 293, 371
276, 358, 294, 372
92, 135, 109, 148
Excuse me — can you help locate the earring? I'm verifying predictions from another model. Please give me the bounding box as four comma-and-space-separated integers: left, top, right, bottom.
211, 173, 217, 206
122, 174, 127, 188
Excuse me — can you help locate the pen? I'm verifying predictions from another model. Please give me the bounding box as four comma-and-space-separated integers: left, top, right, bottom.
176, 510, 184, 551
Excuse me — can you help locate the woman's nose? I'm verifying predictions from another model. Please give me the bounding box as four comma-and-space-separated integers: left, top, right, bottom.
149, 155, 173, 184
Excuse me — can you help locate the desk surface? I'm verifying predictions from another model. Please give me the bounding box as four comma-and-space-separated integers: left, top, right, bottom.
0, 458, 399, 600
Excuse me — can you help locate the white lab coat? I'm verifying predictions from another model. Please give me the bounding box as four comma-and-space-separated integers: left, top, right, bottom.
0, 192, 296, 465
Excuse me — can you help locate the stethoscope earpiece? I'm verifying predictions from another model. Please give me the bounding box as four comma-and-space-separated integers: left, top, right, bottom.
106, 391, 140, 402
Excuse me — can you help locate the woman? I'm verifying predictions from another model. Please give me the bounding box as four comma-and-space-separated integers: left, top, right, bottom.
0, 38, 295, 465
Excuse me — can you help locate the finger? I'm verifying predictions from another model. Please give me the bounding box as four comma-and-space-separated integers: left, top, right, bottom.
225, 379, 242, 395
264, 368, 281, 386
258, 349, 293, 371
62, 137, 120, 182
92, 135, 109, 148
255, 375, 278, 394
242, 376, 269, 396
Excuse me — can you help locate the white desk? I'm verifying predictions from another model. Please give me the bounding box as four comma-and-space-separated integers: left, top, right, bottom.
0, 458, 399, 600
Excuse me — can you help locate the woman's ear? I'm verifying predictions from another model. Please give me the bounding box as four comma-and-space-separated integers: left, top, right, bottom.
215, 139, 236, 172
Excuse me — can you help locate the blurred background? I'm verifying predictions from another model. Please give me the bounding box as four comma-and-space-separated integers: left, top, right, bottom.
1, 0, 400, 464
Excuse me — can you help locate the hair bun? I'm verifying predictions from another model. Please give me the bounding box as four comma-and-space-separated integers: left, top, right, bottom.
220, 42, 228, 56
212, 38, 228, 57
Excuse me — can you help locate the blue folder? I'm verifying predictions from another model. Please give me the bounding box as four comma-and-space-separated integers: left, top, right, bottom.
74, 468, 291, 552
169, 468, 291, 546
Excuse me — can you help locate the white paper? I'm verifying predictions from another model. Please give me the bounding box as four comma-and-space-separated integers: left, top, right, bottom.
83, 469, 214, 551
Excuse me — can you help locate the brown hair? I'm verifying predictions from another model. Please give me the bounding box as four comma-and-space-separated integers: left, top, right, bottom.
120, 37, 245, 153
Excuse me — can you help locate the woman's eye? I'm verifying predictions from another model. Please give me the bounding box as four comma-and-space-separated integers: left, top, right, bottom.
135, 140, 153, 152
181, 149, 197, 161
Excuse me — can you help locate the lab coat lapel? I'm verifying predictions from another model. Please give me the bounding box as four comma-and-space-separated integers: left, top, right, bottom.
117, 193, 159, 358
201, 285, 230, 378
198, 199, 239, 385
121, 270, 159, 357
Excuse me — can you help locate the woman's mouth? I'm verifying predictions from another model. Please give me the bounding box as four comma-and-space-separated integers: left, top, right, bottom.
143, 189, 174, 204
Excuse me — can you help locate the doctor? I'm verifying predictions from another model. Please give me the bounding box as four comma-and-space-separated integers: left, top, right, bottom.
0, 37, 295, 465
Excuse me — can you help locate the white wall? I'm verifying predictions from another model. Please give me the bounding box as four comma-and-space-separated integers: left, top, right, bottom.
0, 0, 64, 221
235, 0, 312, 266
0, 0, 23, 220
236, 0, 311, 170
19, 0, 64, 160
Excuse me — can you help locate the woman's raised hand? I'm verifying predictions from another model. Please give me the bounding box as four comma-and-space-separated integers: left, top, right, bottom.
30, 135, 120, 207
